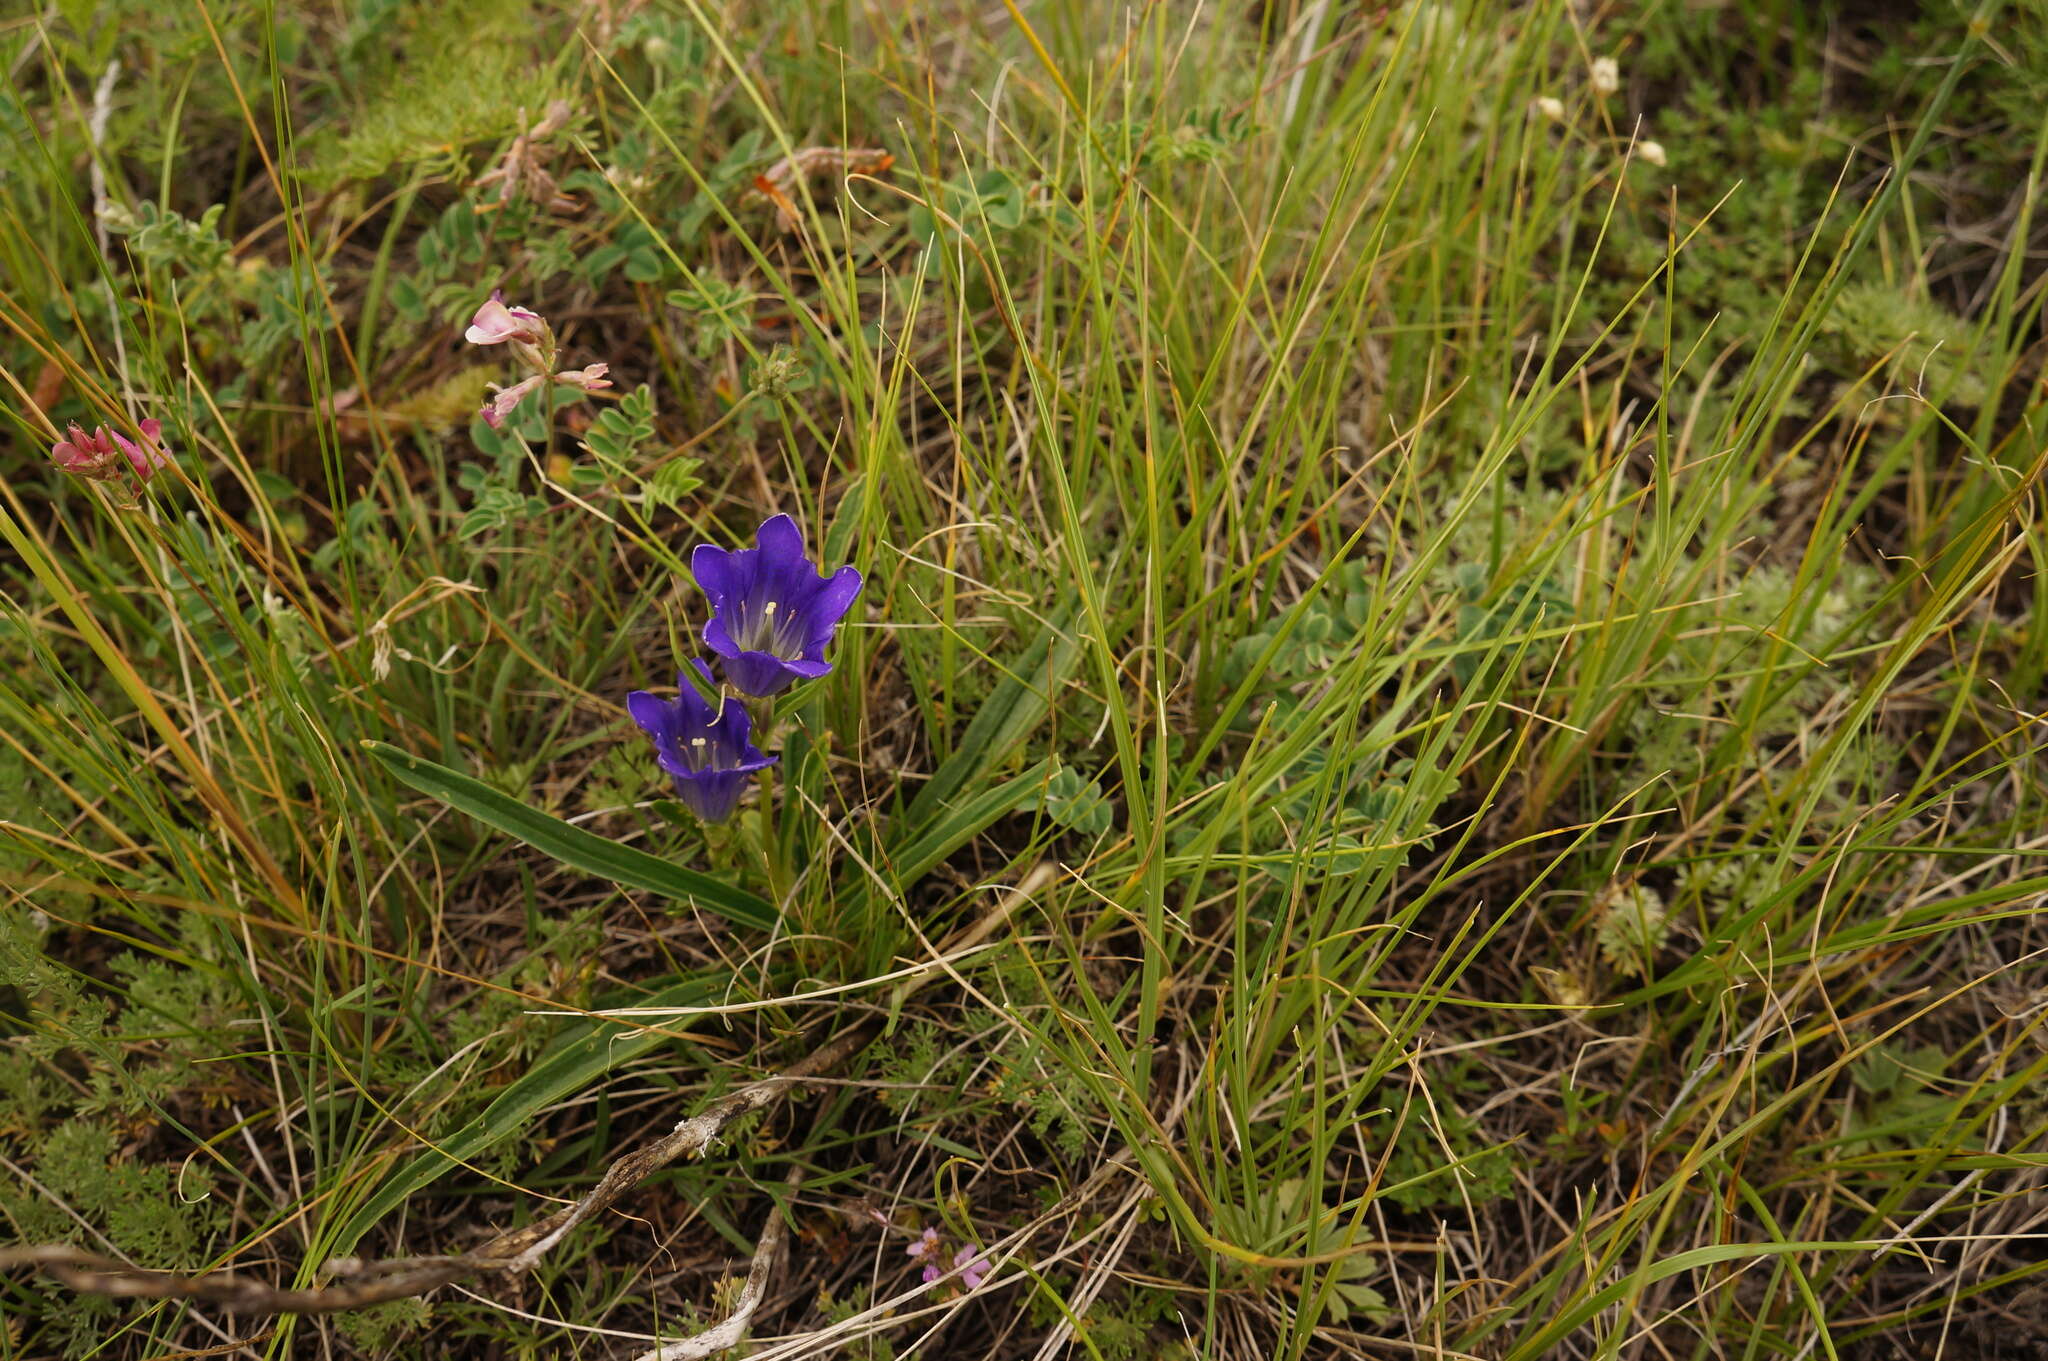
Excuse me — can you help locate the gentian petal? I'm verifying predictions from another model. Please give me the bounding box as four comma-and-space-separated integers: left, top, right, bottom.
723, 648, 803, 697
805, 566, 863, 642
627, 689, 679, 740
702, 613, 742, 661
754, 513, 806, 565
691, 544, 735, 603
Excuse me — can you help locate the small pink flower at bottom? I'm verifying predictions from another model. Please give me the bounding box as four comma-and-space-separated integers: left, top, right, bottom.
953, 1245, 990, 1291
481, 375, 543, 429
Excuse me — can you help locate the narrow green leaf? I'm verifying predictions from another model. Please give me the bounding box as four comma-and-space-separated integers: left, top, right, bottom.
363, 741, 777, 930
906, 608, 1081, 826
890, 759, 1053, 885
328, 974, 718, 1254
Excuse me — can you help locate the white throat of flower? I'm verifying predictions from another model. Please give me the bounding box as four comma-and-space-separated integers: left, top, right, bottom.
737, 597, 805, 657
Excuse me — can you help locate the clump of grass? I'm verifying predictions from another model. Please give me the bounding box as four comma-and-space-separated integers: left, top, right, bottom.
3, 1, 2046, 1358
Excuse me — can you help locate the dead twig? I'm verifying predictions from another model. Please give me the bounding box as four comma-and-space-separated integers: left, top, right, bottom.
629, 1167, 798, 1361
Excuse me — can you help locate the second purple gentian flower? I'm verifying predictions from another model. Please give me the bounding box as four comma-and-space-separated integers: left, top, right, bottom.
627, 662, 777, 822
692, 514, 863, 697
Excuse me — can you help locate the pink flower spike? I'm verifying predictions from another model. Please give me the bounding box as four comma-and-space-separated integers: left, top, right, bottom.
905, 1226, 939, 1261
465, 291, 548, 347
553, 362, 612, 393
50, 423, 127, 480
111, 419, 171, 480
481, 375, 543, 428
921, 1263, 942, 1285
953, 1246, 990, 1291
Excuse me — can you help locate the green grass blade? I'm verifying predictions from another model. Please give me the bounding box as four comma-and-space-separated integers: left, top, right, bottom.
890, 758, 1054, 886
904, 610, 1080, 825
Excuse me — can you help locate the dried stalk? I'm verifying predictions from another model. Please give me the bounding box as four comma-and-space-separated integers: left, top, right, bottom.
629, 1166, 797, 1361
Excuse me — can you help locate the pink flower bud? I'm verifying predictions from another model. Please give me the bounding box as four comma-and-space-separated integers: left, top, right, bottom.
553, 362, 612, 393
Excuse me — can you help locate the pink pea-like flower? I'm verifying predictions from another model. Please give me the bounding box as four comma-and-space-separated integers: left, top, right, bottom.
480, 375, 543, 429
464, 291, 548, 347
51, 419, 170, 484
953, 1246, 990, 1291
112, 419, 171, 480
51, 423, 121, 478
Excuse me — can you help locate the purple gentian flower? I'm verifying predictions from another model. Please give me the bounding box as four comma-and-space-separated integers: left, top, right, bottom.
627, 662, 777, 822
692, 514, 862, 697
